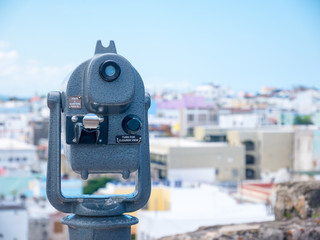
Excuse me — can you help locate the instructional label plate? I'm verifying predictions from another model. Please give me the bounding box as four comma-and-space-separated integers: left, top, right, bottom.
69, 96, 82, 109
116, 135, 142, 144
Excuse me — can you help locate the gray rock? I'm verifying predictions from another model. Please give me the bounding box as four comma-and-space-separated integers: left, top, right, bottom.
275, 182, 320, 220
259, 227, 283, 240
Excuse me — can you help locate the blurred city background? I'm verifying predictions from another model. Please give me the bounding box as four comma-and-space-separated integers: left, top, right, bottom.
0, 1, 320, 240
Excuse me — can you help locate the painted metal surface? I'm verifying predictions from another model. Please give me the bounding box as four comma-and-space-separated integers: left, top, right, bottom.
47, 41, 151, 239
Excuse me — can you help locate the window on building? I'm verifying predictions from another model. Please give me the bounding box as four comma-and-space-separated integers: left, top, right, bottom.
198, 114, 207, 123
159, 169, 166, 179
15, 158, 20, 162
246, 168, 255, 179
175, 180, 182, 188
232, 169, 238, 177
9, 157, 13, 162
150, 154, 167, 166
187, 114, 194, 122
246, 155, 255, 165
54, 221, 63, 233
187, 127, 194, 136
23, 157, 27, 162
216, 169, 219, 175
243, 141, 255, 151
42, 231, 48, 237
209, 113, 217, 122
206, 135, 227, 142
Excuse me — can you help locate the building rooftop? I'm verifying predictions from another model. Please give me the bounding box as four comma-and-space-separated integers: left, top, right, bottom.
0, 138, 36, 150
0, 176, 36, 197
157, 95, 212, 110
0, 201, 25, 210
150, 137, 228, 148
200, 126, 296, 133
231, 127, 295, 133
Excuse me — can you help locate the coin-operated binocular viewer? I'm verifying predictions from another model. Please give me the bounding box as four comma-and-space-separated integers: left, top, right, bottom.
47, 41, 151, 240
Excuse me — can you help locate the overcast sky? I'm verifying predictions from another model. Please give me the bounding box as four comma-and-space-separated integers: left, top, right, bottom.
0, 0, 319, 97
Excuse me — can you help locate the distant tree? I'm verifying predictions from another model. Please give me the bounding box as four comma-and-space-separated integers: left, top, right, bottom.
294, 115, 313, 125
9, 96, 18, 101
83, 176, 112, 194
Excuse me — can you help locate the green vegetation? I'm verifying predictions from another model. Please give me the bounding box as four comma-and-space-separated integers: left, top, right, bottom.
83, 176, 112, 194
294, 115, 313, 125
285, 212, 291, 219
312, 212, 320, 219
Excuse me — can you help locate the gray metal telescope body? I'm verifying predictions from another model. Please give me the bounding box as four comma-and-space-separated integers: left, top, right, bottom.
63, 41, 146, 179
46, 41, 151, 220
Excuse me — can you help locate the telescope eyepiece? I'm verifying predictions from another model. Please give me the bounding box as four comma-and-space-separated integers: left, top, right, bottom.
99, 60, 121, 81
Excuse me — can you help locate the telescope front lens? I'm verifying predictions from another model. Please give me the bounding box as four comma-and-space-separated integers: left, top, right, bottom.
105, 65, 116, 77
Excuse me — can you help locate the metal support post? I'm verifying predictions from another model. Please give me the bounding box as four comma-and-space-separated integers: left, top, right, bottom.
62, 214, 138, 240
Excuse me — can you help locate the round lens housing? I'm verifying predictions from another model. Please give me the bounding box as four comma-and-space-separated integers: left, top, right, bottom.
99, 61, 121, 81
122, 115, 142, 134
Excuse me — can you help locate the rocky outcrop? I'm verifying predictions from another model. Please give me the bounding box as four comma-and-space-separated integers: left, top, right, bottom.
275, 182, 320, 220
159, 219, 320, 240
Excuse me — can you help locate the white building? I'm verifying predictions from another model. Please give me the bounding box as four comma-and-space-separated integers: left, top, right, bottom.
0, 113, 31, 142
156, 95, 218, 136
194, 84, 234, 104
292, 89, 320, 114
0, 138, 37, 172
137, 185, 274, 240
0, 202, 28, 240
294, 128, 320, 172
219, 113, 261, 128
28, 198, 68, 240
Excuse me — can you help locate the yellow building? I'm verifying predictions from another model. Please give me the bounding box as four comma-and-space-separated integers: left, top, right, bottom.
227, 128, 294, 179
111, 185, 171, 212
194, 126, 294, 179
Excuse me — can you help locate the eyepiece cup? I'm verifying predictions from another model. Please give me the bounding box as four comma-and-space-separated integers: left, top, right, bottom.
99, 61, 121, 81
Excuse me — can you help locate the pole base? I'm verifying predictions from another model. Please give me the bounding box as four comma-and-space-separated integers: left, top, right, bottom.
62, 214, 138, 240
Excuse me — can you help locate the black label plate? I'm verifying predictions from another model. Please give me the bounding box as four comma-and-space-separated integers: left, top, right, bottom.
116, 135, 142, 144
